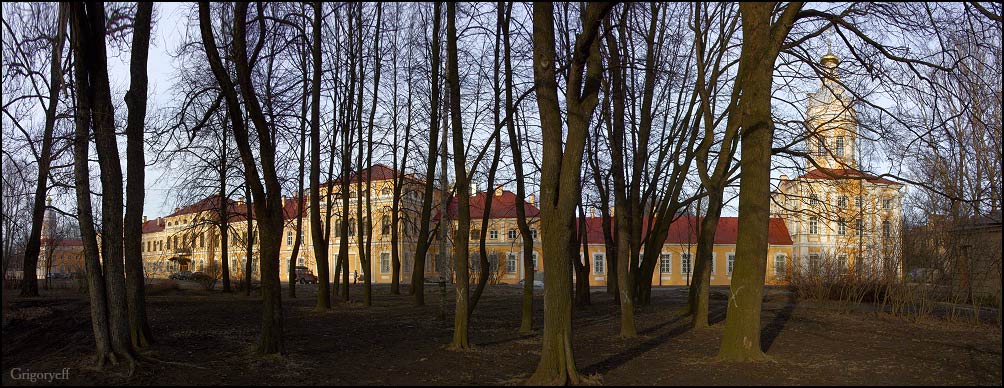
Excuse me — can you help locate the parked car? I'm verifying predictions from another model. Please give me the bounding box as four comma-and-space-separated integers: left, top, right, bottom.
190, 271, 212, 282
518, 279, 544, 289
295, 266, 317, 284
169, 271, 193, 280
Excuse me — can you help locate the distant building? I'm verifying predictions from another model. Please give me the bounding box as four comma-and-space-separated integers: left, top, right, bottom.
771, 50, 905, 278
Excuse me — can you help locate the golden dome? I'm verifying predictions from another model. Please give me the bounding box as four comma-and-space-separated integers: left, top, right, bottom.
820, 51, 840, 67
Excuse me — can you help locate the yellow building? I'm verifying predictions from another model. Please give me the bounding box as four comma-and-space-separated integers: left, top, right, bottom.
771, 50, 904, 277
577, 216, 794, 287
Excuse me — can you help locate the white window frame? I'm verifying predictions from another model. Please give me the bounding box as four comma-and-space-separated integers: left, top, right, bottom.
659, 253, 672, 274
489, 230, 498, 240
809, 217, 818, 234
532, 251, 539, 271
593, 252, 605, 274
380, 252, 391, 274
835, 136, 844, 157
506, 253, 518, 273
774, 254, 787, 277
507, 229, 517, 240
727, 252, 736, 275
681, 252, 692, 274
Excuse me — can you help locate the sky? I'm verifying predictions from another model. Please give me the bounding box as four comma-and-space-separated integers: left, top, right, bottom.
39, 2, 913, 221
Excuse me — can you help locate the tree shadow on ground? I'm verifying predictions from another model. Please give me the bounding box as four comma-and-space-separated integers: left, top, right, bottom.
581, 307, 727, 375
760, 288, 797, 352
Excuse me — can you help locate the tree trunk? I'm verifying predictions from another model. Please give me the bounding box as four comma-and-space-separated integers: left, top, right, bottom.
308, 0, 330, 310
123, 1, 154, 349
446, 3, 471, 350
69, 4, 114, 366
79, 1, 137, 365
499, 1, 536, 334
20, 2, 67, 298
603, 20, 636, 337
527, 3, 612, 384
689, 191, 723, 328
718, 2, 801, 362
200, 1, 288, 355
410, 2, 442, 306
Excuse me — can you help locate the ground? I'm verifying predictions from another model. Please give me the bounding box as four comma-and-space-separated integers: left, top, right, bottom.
2, 282, 1001, 386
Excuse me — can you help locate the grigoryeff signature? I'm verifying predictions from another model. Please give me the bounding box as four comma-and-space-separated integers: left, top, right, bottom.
9, 368, 71, 383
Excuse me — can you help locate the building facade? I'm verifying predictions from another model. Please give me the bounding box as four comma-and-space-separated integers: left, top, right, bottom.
771, 51, 904, 277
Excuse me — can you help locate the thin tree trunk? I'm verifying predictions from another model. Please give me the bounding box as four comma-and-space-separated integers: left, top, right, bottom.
410, 2, 442, 306
20, 3, 67, 298
446, 3, 471, 350
309, 0, 331, 310
500, 1, 536, 334
689, 191, 723, 328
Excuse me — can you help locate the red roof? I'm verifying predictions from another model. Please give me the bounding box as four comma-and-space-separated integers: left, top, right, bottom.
142, 218, 165, 233
161, 194, 307, 224
797, 168, 902, 186
579, 216, 793, 246
445, 190, 540, 220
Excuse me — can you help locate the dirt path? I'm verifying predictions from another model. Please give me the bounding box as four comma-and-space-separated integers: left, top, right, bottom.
2, 285, 1000, 385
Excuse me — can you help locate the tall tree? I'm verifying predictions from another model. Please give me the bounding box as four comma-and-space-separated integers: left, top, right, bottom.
446, 2, 472, 351
199, 1, 286, 354
410, 2, 442, 306
687, 2, 742, 329
717, 2, 802, 362
528, 2, 613, 384
500, 0, 537, 333
69, 1, 138, 367
19, 3, 67, 297
308, 0, 331, 310
123, 1, 154, 348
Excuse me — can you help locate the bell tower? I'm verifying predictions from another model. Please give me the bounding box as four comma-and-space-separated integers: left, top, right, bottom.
805, 42, 857, 170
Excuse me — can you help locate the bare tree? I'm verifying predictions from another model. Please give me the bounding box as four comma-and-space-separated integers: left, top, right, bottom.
528, 2, 613, 384
199, 1, 286, 355
123, 1, 154, 348
409, 2, 442, 306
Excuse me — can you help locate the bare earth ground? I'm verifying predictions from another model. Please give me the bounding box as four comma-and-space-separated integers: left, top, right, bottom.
2, 283, 1000, 386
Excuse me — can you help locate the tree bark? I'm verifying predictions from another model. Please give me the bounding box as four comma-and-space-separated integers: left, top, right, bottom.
21, 2, 67, 298
446, 3, 471, 351
308, 0, 331, 310
410, 2, 442, 306
69, 3, 114, 367
199, 1, 286, 355
528, 3, 613, 384
717, 2, 801, 362
123, 1, 154, 348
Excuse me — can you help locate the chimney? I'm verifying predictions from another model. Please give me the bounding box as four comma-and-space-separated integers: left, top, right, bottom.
780, 174, 789, 181
589, 208, 596, 217
282, 195, 288, 206
237, 196, 245, 206
528, 194, 535, 205
494, 185, 504, 197
143, 215, 148, 223
174, 207, 180, 214
157, 217, 162, 225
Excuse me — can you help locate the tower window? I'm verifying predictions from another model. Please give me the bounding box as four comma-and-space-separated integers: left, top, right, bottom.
836, 136, 844, 157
